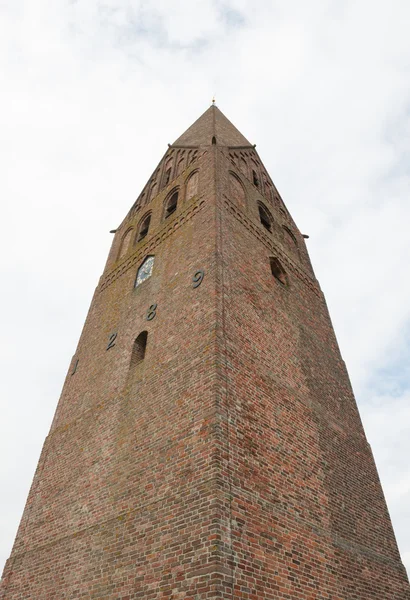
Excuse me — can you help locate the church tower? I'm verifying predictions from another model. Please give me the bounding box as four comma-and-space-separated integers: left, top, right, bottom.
1, 105, 409, 599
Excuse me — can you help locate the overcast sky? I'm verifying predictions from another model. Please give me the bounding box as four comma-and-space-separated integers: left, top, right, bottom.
1, 0, 409, 579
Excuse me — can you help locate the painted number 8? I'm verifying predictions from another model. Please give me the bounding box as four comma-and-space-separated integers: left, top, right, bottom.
192, 269, 205, 288
146, 303, 157, 321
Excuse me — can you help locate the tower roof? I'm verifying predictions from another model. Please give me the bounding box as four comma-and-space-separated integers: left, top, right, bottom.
173, 104, 252, 147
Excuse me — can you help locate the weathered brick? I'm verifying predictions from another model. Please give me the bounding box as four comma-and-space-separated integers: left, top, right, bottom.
1, 105, 409, 599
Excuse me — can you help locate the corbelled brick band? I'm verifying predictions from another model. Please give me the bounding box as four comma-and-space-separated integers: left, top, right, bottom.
1, 105, 409, 599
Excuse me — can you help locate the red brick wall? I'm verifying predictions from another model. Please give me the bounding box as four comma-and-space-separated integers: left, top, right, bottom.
1, 140, 409, 599
212, 147, 410, 598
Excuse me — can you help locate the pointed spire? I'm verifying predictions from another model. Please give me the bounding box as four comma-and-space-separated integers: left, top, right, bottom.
173, 105, 252, 148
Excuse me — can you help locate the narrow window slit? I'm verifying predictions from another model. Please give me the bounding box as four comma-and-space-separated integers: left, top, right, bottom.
258, 204, 272, 232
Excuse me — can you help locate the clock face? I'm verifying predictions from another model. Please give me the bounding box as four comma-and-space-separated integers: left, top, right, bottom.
136, 256, 154, 287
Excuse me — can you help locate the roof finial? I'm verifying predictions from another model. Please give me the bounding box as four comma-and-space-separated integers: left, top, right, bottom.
212, 95, 216, 105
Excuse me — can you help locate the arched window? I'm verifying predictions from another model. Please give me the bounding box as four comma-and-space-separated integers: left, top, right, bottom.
229, 172, 246, 210
212, 136, 217, 145
164, 189, 178, 219
130, 331, 148, 369
186, 170, 199, 201
137, 213, 151, 242
270, 257, 287, 285
118, 228, 133, 260
258, 203, 272, 232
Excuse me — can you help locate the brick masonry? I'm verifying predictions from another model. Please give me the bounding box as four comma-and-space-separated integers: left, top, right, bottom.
1, 105, 409, 599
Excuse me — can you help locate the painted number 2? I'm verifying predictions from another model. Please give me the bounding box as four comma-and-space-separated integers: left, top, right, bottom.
106, 332, 117, 350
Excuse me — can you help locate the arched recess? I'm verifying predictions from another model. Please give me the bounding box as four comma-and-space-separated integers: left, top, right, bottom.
185, 170, 199, 202
176, 155, 185, 177
136, 212, 152, 243
130, 331, 148, 369
138, 191, 147, 208
275, 195, 287, 216
239, 157, 248, 177
258, 202, 273, 232
263, 177, 274, 202
165, 155, 173, 171
132, 198, 141, 214
117, 228, 133, 260
163, 188, 179, 219
266, 183, 274, 203
149, 181, 158, 202
283, 226, 298, 253
125, 331, 149, 389
229, 172, 246, 210
162, 155, 174, 189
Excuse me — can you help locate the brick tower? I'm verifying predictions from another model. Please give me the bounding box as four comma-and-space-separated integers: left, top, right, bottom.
1, 105, 409, 599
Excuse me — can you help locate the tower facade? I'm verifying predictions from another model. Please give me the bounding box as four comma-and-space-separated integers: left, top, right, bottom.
1, 106, 409, 599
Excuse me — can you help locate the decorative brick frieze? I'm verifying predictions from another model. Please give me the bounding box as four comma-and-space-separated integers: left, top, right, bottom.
100, 196, 206, 292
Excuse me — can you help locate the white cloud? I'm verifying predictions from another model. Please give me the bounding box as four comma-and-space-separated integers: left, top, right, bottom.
1, 0, 410, 583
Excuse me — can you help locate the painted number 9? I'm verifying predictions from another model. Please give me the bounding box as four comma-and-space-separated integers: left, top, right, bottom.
192, 269, 205, 288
